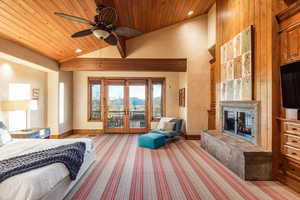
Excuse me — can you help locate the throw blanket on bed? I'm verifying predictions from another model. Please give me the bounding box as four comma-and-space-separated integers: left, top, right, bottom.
0, 142, 86, 183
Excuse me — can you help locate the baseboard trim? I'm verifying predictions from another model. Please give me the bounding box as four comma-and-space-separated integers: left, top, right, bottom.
73, 129, 104, 135
185, 135, 201, 140
50, 129, 73, 139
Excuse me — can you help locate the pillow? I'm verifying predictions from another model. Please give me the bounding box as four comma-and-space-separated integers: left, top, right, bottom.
0, 122, 12, 146
157, 118, 169, 130
157, 117, 174, 130
161, 122, 176, 131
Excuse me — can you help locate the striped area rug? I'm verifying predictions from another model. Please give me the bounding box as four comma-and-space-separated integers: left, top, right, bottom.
65, 134, 300, 200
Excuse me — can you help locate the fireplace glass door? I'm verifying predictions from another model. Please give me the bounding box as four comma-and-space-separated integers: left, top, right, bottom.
224, 111, 236, 134
223, 108, 255, 143
237, 111, 253, 139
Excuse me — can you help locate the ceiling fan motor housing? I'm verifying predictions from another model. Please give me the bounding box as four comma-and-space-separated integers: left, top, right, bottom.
92, 29, 110, 40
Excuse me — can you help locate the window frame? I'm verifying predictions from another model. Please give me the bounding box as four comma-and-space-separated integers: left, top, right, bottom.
150, 78, 166, 122
88, 77, 103, 122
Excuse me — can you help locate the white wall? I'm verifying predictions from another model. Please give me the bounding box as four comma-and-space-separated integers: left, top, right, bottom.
208, 3, 216, 48
0, 38, 58, 72
59, 71, 73, 133
80, 15, 210, 135
73, 71, 180, 130
47, 72, 59, 134
0, 58, 47, 129
47, 71, 74, 135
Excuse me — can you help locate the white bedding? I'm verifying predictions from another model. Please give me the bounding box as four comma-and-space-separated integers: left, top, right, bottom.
0, 138, 94, 200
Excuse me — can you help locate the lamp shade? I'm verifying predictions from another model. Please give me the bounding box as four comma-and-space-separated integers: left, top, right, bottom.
0, 100, 32, 111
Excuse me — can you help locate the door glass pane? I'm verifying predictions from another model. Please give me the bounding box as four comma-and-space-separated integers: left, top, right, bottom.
152, 83, 162, 119
129, 85, 146, 128
107, 85, 124, 128
91, 83, 101, 120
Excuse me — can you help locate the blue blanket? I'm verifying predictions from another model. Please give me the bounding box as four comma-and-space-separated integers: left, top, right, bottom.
0, 142, 86, 183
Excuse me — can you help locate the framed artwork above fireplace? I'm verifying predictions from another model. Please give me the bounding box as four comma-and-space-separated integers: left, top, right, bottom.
220, 25, 253, 101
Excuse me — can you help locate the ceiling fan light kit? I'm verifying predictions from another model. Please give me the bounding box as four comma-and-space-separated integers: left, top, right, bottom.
92, 29, 110, 40
54, 0, 142, 46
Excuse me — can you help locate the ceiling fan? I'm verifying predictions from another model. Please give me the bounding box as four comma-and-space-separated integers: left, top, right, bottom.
54, 0, 142, 46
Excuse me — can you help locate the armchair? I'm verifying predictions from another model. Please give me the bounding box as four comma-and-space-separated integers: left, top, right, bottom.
150, 118, 183, 138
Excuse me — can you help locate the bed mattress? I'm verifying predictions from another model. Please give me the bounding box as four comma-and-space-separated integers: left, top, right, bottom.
0, 138, 95, 200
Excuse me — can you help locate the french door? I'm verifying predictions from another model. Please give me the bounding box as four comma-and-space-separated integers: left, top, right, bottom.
104, 79, 148, 133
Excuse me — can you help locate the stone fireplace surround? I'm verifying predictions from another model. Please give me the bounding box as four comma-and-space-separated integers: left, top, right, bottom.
201, 101, 272, 181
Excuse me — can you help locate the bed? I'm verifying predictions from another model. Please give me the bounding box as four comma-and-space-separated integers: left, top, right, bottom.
0, 138, 96, 200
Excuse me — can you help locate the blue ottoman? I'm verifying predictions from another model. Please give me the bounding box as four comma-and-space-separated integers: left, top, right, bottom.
138, 133, 166, 149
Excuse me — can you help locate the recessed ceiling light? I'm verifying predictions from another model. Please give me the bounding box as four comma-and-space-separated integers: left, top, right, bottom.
188, 11, 194, 16
75, 49, 82, 53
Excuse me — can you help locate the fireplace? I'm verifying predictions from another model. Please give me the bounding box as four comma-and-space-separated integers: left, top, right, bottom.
220, 101, 260, 144
201, 101, 271, 181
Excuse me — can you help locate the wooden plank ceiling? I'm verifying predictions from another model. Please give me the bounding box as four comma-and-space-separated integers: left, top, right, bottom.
0, 0, 215, 62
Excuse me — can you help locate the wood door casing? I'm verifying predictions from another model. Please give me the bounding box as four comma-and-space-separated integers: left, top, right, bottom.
103, 79, 149, 134
88, 77, 166, 133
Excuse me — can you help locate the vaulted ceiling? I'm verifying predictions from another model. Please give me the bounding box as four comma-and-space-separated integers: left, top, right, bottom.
0, 0, 215, 62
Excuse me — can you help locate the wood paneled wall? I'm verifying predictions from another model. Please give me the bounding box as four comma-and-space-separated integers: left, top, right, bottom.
215, 0, 283, 151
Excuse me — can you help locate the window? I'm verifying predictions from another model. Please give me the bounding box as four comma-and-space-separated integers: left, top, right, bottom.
8, 83, 31, 131
152, 79, 165, 120
88, 78, 102, 121
59, 82, 64, 124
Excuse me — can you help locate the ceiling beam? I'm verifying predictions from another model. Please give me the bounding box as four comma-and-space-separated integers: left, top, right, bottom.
60, 58, 187, 72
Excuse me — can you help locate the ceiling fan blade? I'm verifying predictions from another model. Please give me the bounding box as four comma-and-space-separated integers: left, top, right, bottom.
72, 29, 93, 38
55, 12, 96, 26
104, 34, 118, 45
114, 26, 142, 38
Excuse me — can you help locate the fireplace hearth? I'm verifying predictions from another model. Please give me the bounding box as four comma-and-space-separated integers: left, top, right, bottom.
201, 101, 272, 180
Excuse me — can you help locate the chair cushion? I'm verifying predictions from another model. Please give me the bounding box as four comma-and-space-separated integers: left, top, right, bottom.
150, 130, 177, 137
138, 133, 166, 149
